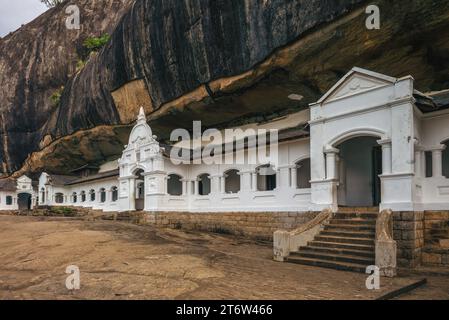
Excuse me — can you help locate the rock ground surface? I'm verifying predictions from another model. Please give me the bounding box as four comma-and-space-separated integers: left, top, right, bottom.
0, 215, 448, 300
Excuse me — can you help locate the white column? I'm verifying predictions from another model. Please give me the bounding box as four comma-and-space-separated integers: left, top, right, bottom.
431, 145, 446, 178
182, 180, 187, 196
378, 139, 392, 174
252, 172, 258, 192
185, 179, 191, 195
325, 147, 339, 180
221, 175, 226, 194
194, 179, 199, 196
291, 166, 298, 189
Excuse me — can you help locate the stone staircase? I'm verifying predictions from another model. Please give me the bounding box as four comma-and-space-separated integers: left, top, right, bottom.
286, 208, 378, 273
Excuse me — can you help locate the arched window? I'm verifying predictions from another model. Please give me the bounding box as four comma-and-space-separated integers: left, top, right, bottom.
6, 196, 13, 205
72, 192, 78, 203
111, 186, 118, 202
80, 191, 86, 203
443, 140, 449, 178
55, 193, 64, 204
100, 188, 106, 203
296, 158, 311, 189
89, 189, 96, 202
198, 174, 211, 196
225, 170, 240, 194
167, 174, 183, 196
257, 164, 277, 191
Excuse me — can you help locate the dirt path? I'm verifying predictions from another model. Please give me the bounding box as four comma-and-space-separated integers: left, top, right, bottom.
0, 216, 447, 300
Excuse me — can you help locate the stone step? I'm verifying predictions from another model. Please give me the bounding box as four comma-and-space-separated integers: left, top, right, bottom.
298, 245, 375, 258
338, 207, 379, 213
320, 230, 375, 239
308, 240, 375, 252
291, 250, 375, 265
329, 219, 376, 226
324, 224, 376, 232
334, 212, 378, 220
308, 240, 375, 253
285, 256, 369, 273
314, 235, 375, 246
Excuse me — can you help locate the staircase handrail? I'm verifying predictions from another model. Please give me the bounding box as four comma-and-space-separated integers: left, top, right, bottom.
290, 208, 333, 236
375, 209, 397, 277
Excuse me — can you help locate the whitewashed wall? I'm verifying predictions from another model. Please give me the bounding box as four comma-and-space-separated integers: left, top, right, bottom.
416, 110, 449, 209
18, 69, 449, 214
0, 191, 18, 210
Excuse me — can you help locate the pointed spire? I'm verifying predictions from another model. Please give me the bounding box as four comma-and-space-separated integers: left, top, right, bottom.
137, 106, 146, 124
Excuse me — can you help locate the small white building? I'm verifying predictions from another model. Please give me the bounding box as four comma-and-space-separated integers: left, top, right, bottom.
0, 175, 37, 211
2, 67, 449, 215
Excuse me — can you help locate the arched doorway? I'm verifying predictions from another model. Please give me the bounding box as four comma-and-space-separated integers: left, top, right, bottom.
337, 136, 382, 207
111, 186, 119, 202
198, 174, 211, 196
134, 169, 145, 211
18, 193, 32, 211
72, 192, 78, 204
167, 174, 183, 196
89, 189, 96, 202
55, 193, 64, 204
99, 189, 106, 203
256, 164, 277, 191
80, 191, 86, 203
224, 170, 240, 194
296, 158, 311, 189
40, 188, 45, 204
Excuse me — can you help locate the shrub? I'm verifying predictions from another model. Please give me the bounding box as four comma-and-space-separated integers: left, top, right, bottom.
83, 34, 111, 54
50, 86, 64, 107
50, 207, 76, 217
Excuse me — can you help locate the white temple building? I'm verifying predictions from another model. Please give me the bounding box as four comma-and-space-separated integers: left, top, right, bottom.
1, 67, 449, 215
2, 67, 449, 271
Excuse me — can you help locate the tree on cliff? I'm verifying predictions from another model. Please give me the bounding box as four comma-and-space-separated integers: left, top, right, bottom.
40, 0, 66, 8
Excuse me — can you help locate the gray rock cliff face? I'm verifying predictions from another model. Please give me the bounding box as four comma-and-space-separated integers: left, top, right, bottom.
1, 0, 449, 177
0, 0, 134, 174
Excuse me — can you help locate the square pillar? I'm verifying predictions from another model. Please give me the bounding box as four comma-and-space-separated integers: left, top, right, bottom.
210, 175, 221, 194
277, 165, 292, 189
414, 146, 424, 178
239, 170, 253, 192
143, 171, 168, 211
118, 176, 136, 212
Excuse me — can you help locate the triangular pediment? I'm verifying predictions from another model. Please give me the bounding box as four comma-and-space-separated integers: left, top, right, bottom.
17, 175, 31, 183
318, 67, 398, 104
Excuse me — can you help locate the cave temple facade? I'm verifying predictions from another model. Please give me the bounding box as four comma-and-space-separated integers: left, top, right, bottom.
1, 67, 448, 214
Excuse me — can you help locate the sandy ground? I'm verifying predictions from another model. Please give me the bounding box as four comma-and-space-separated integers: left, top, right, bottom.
0, 215, 448, 300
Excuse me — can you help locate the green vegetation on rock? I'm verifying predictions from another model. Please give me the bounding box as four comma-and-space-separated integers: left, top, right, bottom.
83, 34, 111, 54
50, 86, 64, 107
